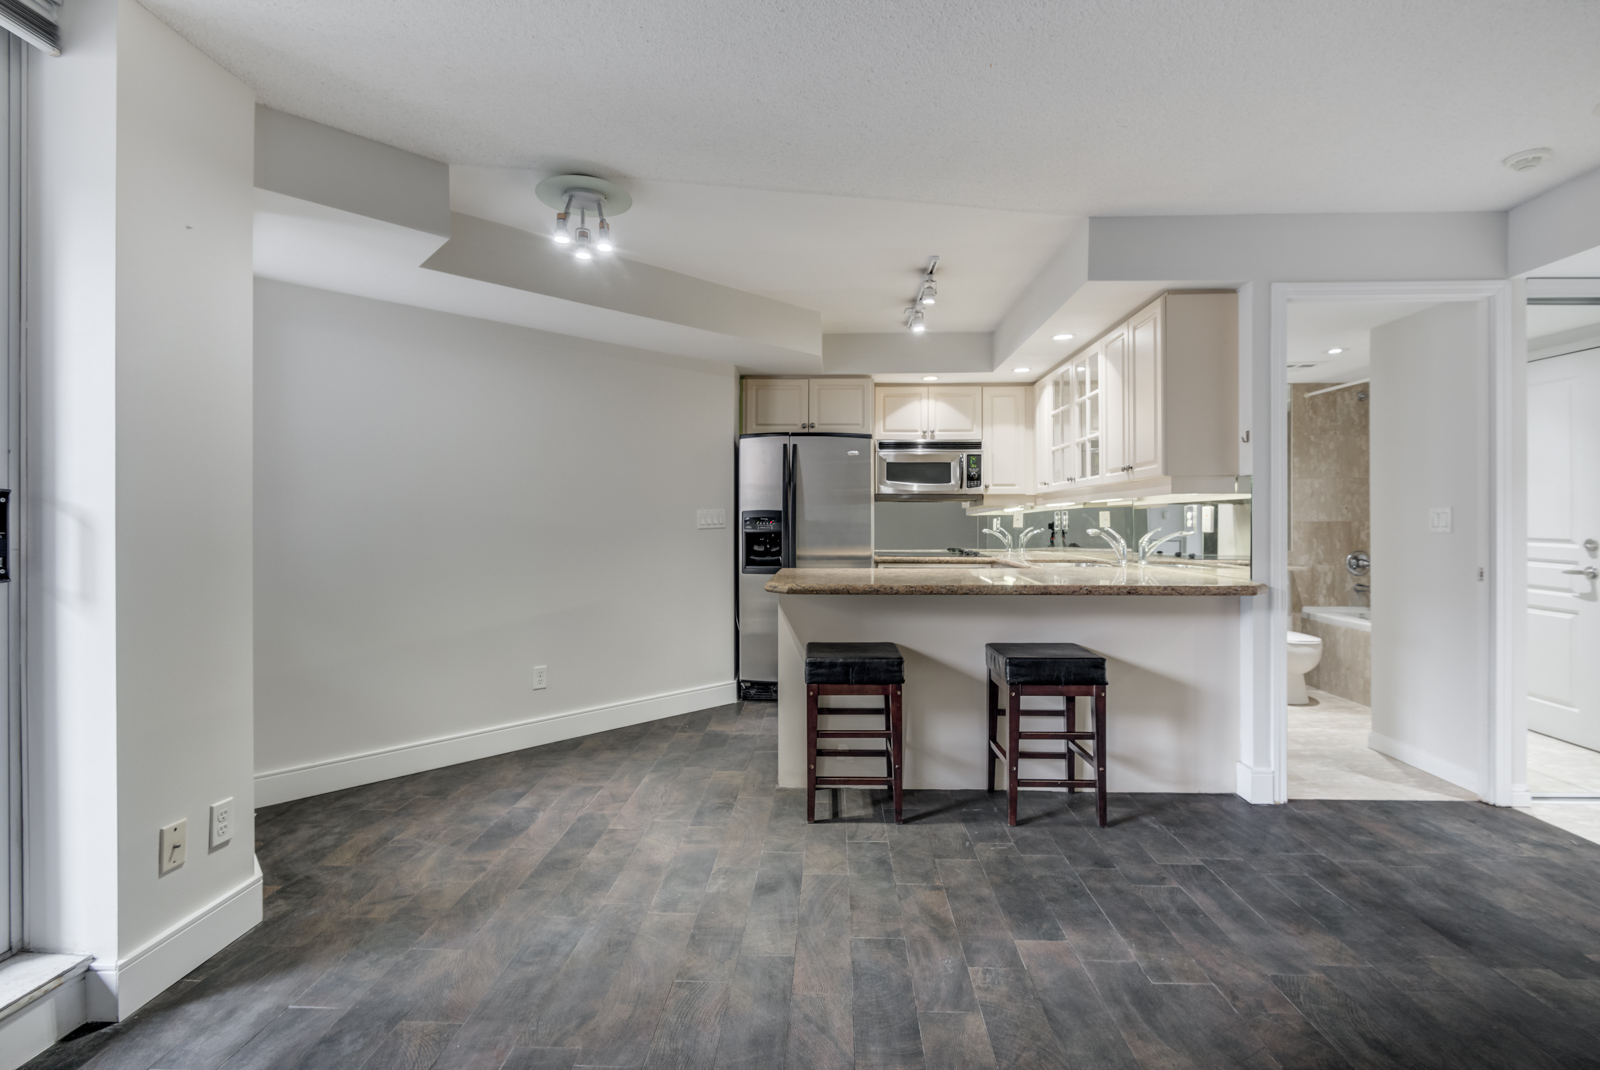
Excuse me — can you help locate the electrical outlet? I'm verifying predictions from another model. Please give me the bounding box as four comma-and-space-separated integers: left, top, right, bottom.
533, 665, 547, 690
160, 819, 187, 875
1428, 506, 1453, 533
210, 798, 233, 849
696, 509, 727, 530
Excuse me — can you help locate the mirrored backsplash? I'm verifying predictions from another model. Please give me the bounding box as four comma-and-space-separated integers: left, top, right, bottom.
874, 498, 1252, 563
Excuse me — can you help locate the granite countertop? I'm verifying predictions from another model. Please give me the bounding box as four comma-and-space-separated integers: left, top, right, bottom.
766, 558, 1262, 596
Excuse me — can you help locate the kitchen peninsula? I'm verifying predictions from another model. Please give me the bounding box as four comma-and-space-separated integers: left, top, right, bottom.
769, 555, 1262, 797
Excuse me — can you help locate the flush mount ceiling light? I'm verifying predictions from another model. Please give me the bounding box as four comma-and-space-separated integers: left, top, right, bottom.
1502, 147, 1553, 172
922, 375, 939, 381
535, 174, 632, 261
1327, 347, 1345, 355
1052, 333, 1074, 342
1014, 367, 1030, 373
905, 256, 939, 331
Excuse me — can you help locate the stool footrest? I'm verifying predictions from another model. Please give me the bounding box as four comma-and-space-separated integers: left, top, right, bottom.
815, 748, 890, 758
1019, 731, 1095, 740
816, 729, 890, 739
814, 776, 894, 787
1017, 778, 1098, 788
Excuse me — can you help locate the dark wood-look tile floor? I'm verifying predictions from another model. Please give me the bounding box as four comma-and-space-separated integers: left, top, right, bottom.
28, 701, 1600, 1069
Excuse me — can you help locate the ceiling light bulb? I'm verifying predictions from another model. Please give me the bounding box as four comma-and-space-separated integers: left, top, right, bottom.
1327, 347, 1345, 355
573, 226, 594, 260
922, 376, 939, 381
553, 212, 571, 244
1052, 333, 1073, 341
1015, 367, 1030, 373
912, 321, 926, 334
596, 218, 614, 253
573, 245, 594, 260
919, 281, 937, 306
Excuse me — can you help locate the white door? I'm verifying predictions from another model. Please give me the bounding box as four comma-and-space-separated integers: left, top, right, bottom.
744, 378, 808, 433
877, 386, 927, 438
928, 385, 982, 439
1126, 302, 1163, 479
809, 379, 872, 434
1527, 348, 1600, 750
982, 386, 1029, 493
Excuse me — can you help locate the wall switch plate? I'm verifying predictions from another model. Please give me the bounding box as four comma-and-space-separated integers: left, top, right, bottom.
1011, 511, 1024, 528
696, 509, 727, 529
1099, 511, 1111, 527
1428, 507, 1453, 533
533, 665, 547, 690
210, 798, 233, 849
160, 819, 187, 875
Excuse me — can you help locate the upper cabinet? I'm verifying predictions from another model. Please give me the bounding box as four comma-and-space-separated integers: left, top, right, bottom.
981, 385, 1031, 495
1035, 293, 1236, 497
743, 377, 871, 434
873, 384, 982, 440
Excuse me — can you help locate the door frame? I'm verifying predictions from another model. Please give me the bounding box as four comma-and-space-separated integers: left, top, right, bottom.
1267, 280, 1524, 807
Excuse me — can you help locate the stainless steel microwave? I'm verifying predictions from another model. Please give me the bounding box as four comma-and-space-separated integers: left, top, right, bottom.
875, 440, 984, 500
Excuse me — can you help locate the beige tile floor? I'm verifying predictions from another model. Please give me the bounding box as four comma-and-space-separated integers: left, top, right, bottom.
1290, 689, 1600, 845
1288, 688, 1478, 801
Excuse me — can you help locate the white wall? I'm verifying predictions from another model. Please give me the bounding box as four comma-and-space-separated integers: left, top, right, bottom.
28, 0, 259, 1022
253, 281, 738, 802
1369, 302, 1490, 791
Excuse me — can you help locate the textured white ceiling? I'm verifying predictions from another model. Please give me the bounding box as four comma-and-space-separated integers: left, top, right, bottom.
145, 0, 1600, 217
1285, 300, 1440, 383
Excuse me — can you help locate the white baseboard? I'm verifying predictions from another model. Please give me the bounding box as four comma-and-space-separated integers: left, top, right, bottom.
90, 858, 263, 1020
1235, 761, 1277, 804
255, 681, 739, 806
1367, 731, 1484, 796
0, 970, 87, 1070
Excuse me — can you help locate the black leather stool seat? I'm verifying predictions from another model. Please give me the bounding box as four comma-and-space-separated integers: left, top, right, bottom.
805, 642, 905, 685
986, 643, 1107, 686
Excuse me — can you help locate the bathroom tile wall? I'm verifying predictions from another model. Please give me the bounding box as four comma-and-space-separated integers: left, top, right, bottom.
1300, 619, 1371, 705
1290, 382, 1371, 703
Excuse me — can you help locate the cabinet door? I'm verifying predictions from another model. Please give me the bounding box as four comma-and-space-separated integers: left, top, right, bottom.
982, 385, 1030, 493
809, 379, 872, 434
744, 378, 809, 433
1100, 329, 1128, 483
928, 385, 982, 439
1126, 300, 1163, 478
877, 386, 927, 438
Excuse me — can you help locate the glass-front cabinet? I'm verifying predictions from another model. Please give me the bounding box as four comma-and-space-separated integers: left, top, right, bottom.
1041, 331, 1124, 491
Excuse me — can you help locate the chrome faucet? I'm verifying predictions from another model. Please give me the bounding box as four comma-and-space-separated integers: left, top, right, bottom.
1086, 526, 1127, 564
981, 521, 1013, 555
1018, 526, 1045, 562
1139, 526, 1196, 564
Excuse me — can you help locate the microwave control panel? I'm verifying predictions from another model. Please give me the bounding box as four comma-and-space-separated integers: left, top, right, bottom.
965, 454, 983, 488
741, 511, 783, 574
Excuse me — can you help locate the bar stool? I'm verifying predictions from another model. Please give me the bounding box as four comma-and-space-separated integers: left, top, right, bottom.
805, 642, 904, 824
985, 643, 1108, 827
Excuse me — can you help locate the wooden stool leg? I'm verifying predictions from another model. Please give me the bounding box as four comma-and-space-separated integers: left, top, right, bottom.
1094, 684, 1108, 828
986, 675, 999, 794
807, 684, 819, 823
1007, 686, 1022, 827
890, 684, 904, 824
1065, 694, 1076, 794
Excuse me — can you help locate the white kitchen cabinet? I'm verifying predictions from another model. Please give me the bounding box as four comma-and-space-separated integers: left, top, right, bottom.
1032, 292, 1236, 499
743, 377, 872, 434
876, 386, 927, 438
981, 385, 1031, 494
808, 378, 872, 434
874, 384, 982, 439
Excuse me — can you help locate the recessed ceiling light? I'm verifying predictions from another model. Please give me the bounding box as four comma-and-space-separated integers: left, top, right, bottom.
922, 376, 939, 381
1052, 333, 1073, 341
1326, 347, 1345, 355
1503, 147, 1552, 172
1014, 367, 1030, 373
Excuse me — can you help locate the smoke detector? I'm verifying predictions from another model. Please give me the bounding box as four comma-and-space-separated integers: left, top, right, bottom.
1502, 148, 1553, 172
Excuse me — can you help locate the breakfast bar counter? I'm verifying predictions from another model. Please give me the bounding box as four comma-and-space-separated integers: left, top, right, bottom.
768, 555, 1261, 799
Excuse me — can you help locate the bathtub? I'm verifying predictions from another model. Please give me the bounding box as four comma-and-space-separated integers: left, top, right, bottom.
1301, 605, 1371, 633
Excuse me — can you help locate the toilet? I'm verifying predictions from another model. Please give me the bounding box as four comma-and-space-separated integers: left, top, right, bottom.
1287, 631, 1323, 705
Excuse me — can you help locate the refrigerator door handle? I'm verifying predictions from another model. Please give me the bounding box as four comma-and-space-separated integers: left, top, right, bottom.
781, 441, 795, 568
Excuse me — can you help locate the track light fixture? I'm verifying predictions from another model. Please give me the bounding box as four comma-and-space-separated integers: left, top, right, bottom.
534, 174, 633, 263
905, 255, 939, 332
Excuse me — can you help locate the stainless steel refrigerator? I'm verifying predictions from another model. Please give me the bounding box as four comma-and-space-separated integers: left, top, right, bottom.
737, 432, 873, 699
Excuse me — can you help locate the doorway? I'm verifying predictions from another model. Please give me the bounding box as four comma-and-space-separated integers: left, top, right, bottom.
1281, 298, 1486, 801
